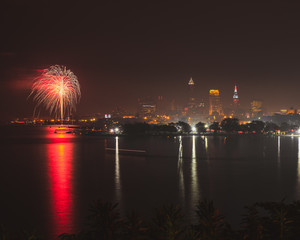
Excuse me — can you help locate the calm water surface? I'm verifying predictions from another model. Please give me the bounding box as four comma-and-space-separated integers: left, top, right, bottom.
1, 126, 300, 238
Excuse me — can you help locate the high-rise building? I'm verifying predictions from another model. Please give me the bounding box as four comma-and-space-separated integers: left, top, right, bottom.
186, 77, 207, 123
233, 84, 239, 105
250, 100, 263, 117
209, 89, 223, 116
188, 77, 196, 108
231, 84, 240, 117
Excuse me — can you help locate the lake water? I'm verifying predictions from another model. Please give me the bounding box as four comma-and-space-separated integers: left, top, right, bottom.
1, 125, 300, 238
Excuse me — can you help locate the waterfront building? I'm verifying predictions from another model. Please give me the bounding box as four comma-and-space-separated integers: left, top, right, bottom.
209, 89, 223, 120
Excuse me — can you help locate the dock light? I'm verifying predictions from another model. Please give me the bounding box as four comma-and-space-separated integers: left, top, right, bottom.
114, 127, 119, 133
192, 126, 197, 132
297, 129, 300, 134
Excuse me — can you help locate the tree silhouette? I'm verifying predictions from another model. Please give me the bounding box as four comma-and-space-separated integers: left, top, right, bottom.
264, 122, 279, 133
88, 200, 123, 240
249, 121, 265, 133
124, 211, 148, 240
151, 205, 185, 240
209, 122, 220, 132
241, 205, 266, 240
194, 199, 229, 240
256, 200, 293, 240
195, 122, 206, 133
221, 118, 239, 133
176, 121, 191, 134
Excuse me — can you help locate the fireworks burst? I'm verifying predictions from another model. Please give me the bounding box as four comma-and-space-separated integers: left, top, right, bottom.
30, 65, 81, 120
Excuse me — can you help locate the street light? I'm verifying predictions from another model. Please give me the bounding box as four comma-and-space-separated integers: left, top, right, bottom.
192, 126, 197, 133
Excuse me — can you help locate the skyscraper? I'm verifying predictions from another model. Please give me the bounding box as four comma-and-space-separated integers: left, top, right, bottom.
233, 84, 239, 105
186, 77, 206, 123
188, 77, 196, 107
232, 84, 240, 117
209, 89, 223, 117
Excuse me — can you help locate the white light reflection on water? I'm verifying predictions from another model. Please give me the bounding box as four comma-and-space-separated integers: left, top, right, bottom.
297, 137, 300, 199
115, 137, 122, 212
278, 136, 281, 163
178, 136, 185, 206
190, 135, 199, 215
204, 136, 209, 161
277, 136, 281, 186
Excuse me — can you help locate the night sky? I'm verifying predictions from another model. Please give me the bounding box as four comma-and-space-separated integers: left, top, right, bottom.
1, 0, 300, 121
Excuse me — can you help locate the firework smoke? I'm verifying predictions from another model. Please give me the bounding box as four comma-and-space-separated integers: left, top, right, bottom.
30, 65, 81, 120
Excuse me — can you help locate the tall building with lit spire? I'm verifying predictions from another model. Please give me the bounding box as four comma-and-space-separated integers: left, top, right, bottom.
188, 77, 195, 105
231, 84, 241, 118
233, 84, 239, 105
188, 77, 194, 86
186, 77, 205, 123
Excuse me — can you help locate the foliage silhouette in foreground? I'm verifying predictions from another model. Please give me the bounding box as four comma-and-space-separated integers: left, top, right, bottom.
5, 199, 300, 239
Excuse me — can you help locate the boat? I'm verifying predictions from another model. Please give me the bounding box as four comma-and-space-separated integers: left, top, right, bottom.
105, 147, 146, 156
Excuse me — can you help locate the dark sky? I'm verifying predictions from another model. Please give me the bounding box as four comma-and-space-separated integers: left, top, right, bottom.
1, 0, 300, 121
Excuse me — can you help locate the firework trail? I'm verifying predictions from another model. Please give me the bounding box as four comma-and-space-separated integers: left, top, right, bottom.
30, 65, 81, 120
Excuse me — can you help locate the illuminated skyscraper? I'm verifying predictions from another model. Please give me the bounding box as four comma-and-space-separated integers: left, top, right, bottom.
233, 84, 239, 105
209, 89, 223, 116
188, 77, 196, 107
232, 84, 240, 117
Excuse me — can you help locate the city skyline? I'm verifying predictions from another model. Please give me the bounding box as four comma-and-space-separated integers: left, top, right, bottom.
4, 77, 300, 122
2, 1, 300, 121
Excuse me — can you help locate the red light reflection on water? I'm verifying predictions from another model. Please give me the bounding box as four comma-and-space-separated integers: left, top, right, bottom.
47, 128, 75, 237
